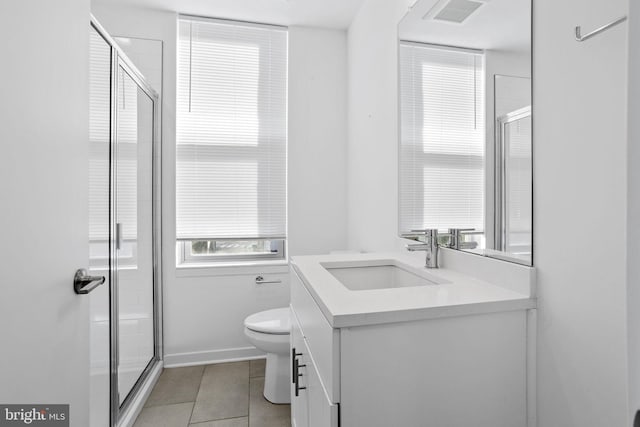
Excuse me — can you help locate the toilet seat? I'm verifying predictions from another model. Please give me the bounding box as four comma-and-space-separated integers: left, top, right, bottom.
244, 308, 290, 335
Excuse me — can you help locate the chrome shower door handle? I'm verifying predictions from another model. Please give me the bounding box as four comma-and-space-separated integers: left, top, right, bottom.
116, 223, 123, 250
74, 268, 106, 294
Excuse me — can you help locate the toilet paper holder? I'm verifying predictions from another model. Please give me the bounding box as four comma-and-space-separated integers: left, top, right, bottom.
255, 275, 282, 285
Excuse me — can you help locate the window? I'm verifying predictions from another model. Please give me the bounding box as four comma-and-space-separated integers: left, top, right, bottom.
176, 17, 288, 265
399, 42, 485, 238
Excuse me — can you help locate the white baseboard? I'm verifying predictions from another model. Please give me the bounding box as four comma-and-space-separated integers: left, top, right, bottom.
118, 361, 163, 427
164, 346, 266, 368
527, 309, 537, 427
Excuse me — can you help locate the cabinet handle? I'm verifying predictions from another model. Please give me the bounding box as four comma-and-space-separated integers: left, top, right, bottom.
294, 358, 307, 396
295, 378, 307, 396
291, 348, 302, 384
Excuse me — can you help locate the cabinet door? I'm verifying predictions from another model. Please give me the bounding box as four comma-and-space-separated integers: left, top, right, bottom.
291, 307, 309, 427
305, 345, 339, 427
291, 268, 341, 402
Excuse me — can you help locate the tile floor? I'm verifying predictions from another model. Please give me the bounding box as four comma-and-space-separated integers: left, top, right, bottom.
133, 360, 291, 427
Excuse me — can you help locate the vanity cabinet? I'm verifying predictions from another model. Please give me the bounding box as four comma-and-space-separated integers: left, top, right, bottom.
290, 266, 531, 427
291, 310, 339, 427
290, 262, 340, 427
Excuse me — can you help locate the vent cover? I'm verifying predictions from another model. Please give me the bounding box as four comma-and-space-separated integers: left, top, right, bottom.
433, 0, 484, 23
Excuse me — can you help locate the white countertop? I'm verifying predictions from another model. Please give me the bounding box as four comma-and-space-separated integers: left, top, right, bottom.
291, 252, 536, 328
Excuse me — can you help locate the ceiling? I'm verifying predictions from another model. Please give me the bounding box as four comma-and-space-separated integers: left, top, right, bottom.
399, 0, 531, 52
94, 0, 367, 29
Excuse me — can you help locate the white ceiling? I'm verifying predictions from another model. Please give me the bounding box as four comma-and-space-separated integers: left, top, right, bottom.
399, 0, 531, 52
95, 0, 366, 29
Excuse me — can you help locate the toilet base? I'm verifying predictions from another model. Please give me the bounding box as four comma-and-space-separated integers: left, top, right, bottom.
263, 353, 291, 404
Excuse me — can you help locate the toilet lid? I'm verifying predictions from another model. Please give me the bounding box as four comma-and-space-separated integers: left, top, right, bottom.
244, 308, 290, 335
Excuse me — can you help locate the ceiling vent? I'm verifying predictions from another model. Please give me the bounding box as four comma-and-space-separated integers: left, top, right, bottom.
427, 0, 485, 24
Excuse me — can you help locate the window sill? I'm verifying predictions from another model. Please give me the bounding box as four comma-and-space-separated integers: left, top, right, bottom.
175, 259, 290, 278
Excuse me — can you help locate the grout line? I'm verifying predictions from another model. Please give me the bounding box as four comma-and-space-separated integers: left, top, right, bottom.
144, 399, 196, 408
188, 365, 207, 425
188, 416, 249, 426
249, 359, 266, 379
247, 363, 251, 427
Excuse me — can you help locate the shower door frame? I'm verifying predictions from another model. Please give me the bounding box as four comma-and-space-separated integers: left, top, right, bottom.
90, 16, 163, 427
494, 105, 532, 259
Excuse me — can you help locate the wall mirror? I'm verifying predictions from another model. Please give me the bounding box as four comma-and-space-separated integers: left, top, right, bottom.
398, 0, 532, 265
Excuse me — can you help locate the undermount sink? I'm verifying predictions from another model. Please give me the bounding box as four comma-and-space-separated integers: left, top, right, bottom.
322, 260, 447, 291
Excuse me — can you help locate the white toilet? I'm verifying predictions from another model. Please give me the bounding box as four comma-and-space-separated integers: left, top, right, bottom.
244, 308, 291, 404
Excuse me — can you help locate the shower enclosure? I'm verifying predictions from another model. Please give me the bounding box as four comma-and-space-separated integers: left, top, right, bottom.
88, 17, 162, 427
495, 106, 532, 262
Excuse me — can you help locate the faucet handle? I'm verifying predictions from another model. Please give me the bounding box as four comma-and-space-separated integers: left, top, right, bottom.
406, 243, 430, 252
412, 229, 438, 243
446, 228, 479, 249
408, 229, 440, 268
446, 228, 475, 234
410, 229, 439, 238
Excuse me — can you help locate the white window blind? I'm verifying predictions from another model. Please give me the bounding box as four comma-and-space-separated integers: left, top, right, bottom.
176, 17, 287, 240
89, 34, 142, 242
116, 70, 140, 240
89, 29, 111, 242
399, 42, 485, 233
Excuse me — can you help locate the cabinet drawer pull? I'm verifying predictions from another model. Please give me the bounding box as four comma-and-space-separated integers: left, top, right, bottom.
295, 371, 306, 396
292, 348, 302, 383
294, 357, 307, 396
296, 385, 306, 396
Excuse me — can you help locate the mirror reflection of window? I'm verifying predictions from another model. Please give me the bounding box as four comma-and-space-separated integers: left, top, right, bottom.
399, 43, 485, 248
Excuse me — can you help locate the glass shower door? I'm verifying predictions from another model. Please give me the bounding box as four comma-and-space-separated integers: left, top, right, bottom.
115, 64, 156, 405
496, 107, 532, 263
89, 18, 161, 425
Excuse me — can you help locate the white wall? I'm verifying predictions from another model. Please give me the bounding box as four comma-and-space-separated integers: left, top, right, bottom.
346, 0, 414, 253
288, 26, 348, 257
347, 0, 632, 425
628, 2, 640, 422
484, 49, 531, 156
91, 3, 349, 365
534, 0, 629, 425
0, 0, 91, 425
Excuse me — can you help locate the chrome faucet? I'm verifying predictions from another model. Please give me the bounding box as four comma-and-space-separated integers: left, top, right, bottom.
447, 228, 479, 250
403, 228, 480, 268
405, 229, 440, 268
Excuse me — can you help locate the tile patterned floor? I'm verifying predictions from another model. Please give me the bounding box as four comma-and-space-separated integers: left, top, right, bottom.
133, 360, 291, 427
